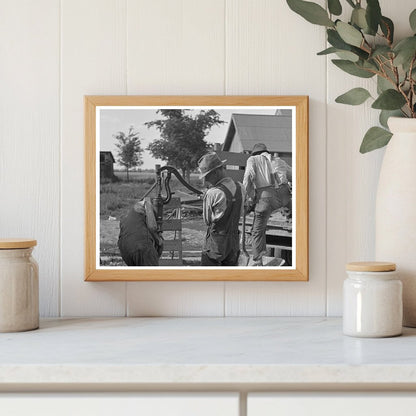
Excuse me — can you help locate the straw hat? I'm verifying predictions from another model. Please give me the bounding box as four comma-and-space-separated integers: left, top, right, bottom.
198, 153, 227, 178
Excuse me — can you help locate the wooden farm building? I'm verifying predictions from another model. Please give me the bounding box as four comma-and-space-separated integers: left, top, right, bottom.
100, 151, 115, 181
221, 112, 292, 166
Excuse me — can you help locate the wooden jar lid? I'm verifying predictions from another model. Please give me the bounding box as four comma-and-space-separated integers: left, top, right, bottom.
346, 261, 396, 272
0, 239, 37, 249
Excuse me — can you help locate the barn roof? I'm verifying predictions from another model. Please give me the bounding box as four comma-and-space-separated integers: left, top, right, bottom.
222, 113, 292, 153
100, 151, 115, 163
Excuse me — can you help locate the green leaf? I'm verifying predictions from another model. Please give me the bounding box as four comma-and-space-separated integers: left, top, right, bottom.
377, 75, 393, 94
317, 46, 359, 61
335, 87, 371, 105
317, 47, 338, 55
371, 46, 392, 58
366, 0, 382, 35
328, 0, 342, 16
379, 110, 402, 129
393, 36, 416, 71
327, 29, 369, 59
410, 9, 416, 32
372, 89, 407, 110
332, 59, 375, 78
336, 21, 363, 47
380, 16, 394, 44
360, 127, 392, 153
351, 7, 369, 32
335, 50, 359, 62
286, 0, 334, 27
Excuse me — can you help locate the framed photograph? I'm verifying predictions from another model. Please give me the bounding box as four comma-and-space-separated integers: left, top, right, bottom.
85, 96, 308, 281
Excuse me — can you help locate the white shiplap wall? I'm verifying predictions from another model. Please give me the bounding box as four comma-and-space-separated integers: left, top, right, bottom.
1, 0, 412, 317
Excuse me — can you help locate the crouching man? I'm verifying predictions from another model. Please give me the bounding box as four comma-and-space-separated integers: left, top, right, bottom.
198, 152, 244, 267
118, 197, 163, 266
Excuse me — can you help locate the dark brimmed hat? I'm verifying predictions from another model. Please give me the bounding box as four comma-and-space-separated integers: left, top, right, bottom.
251, 143, 270, 155
198, 152, 227, 179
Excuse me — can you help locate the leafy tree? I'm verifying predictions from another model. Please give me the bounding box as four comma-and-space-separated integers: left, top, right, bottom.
145, 110, 224, 182
114, 126, 143, 181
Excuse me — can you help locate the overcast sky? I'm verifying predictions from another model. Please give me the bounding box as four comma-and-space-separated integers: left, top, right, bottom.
99, 107, 282, 169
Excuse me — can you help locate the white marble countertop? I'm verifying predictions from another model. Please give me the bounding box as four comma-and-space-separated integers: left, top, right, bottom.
1, 317, 416, 390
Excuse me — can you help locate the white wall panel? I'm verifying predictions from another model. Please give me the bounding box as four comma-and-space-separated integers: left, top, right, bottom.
5, 0, 409, 317
326, 0, 416, 316
126, 0, 225, 95
0, 0, 60, 317
125, 0, 226, 316
224, 0, 327, 315
61, 0, 128, 316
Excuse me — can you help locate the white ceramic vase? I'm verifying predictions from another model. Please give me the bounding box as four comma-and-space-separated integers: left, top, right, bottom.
376, 117, 416, 327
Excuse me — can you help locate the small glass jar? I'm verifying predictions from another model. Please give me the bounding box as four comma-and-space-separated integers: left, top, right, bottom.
0, 239, 39, 332
343, 261, 402, 338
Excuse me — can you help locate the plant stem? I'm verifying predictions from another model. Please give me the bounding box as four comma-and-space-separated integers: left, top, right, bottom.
409, 56, 416, 117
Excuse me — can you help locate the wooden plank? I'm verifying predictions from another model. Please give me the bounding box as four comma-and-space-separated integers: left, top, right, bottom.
0, 1, 60, 317
326, 0, 415, 316
161, 219, 182, 231
162, 240, 182, 251
125, 0, 226, 316
224, 0, 326, 316
126, 0, 225, 95
61, 0, 127, 316
164, 197, 181, 210
216, 151, 249, 167
159, 259, 183, 266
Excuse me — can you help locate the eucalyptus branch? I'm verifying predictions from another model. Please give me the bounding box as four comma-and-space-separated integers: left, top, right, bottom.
409, 56, 416, 117
286, 0, 416, 151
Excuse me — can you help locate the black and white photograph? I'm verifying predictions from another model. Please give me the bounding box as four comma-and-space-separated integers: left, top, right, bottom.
97, 105, 295, 269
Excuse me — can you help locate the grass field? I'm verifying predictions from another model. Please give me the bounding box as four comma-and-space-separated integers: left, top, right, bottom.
100, 170, 203, 220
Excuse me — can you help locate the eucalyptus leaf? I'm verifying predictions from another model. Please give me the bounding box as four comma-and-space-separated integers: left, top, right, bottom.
410, 9, 416, 32
362, 59, 379, 72
371, 46, 392, 58
332, 59, 375, 78
328, 0, 342, 16
372, 89, 406, 110
351, 7, 368, 32
379, 110, 402, 129
286, 0, 335, 27
366, 0, 382, 35
317, 47, 338, 55
335, 50, 359, 62
327, 29, 369, 59
360, 127, 392, 153
336, 21, 363, 47
377, 75, 393, 94
393, 36, 416, 71
335, 88, 371, 105
380, 16, 394, 44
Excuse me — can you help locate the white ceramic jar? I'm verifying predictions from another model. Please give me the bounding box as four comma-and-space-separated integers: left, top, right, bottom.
0, 239, 39, 332
343, 262, 402, 338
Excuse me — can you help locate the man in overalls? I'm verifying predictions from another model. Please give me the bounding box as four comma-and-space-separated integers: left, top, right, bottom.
198, 153, 243, 267
118, 197, 163, 266
243, 143, 290, 266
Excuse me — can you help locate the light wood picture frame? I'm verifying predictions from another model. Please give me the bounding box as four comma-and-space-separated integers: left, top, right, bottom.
85, 95, 308, 281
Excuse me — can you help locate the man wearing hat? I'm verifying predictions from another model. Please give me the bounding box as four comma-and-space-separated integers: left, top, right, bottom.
243, 143, 284, 266
198, 152, 244, 266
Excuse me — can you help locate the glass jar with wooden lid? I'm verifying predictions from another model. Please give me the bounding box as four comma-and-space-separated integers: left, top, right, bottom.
343, 261, 402, 337
0, 239, 39, 332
